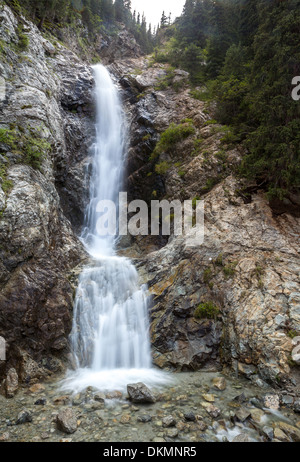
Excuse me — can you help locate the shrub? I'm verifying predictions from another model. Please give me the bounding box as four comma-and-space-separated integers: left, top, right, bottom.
155, 161, 170, 175
151, 121, 195, 159
194, 301, 219, 320
203, 268, 213, 284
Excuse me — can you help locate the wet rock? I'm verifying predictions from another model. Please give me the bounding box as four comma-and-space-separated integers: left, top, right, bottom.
53, 396, 71, 405
232, 432, 251, 442
105, 391, 123, 400
120, 414, 131, 424
94, 392, 105, 403
16, 410, 32, 425
237, 363, 257, 378
184, 412, 196, 422
137, 415, 152, 423
5, 368, 18, 398
127, 383, 156, 404
280, 395, 294, 406
162, 415, 176, 428
261, 426, 274, 441
0, 432, 10, 441
202, 394, 215, 403
152, 437, 166, 442
56, 408, 78, 434
165, 428, 179, 439
293, 399, 300, 413
212, 377, 226, 391
197, 421, 208, 431
34, 398, 47, 405
273, 421, 300, 442
273, 428, 290, 442
201, 402, 221, 418
235, 408, 251, 423
263, 394, 280, 410
29, 383, 46, 393
250, 408, 265, 424
233, 393, 247, 404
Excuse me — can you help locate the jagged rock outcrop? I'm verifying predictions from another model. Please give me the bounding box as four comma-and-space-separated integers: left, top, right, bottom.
0, 5, 93, 391
113, 56, 300, 385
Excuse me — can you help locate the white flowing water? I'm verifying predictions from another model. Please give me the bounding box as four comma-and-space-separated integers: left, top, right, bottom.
62, 65, 167, 393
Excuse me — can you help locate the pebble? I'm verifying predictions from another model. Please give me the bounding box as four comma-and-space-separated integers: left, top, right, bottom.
184, 412, 196, 422
162, 415, 176, 428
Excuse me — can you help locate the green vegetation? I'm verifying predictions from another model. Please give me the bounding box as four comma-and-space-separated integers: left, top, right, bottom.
152, 0, 300, 200
203, 267, 213, 284
0, 127, 50, 170
223, 261, 237, 279
194, 301, 219, 320
155, 161, 170, 175
150, 120, 195, 160
287, 330, 299, 339
5, 0, 155, 53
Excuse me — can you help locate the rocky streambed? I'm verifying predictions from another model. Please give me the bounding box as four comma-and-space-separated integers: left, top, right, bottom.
0, 370, 299, 443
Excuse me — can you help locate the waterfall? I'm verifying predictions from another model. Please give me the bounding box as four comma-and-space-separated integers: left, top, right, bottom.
63, 65, 166, 393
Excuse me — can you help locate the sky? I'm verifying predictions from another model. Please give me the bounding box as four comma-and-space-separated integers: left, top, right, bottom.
130, 0, 186, 29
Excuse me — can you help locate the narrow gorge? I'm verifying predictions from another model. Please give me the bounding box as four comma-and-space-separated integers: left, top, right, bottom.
0, 1, 299, 444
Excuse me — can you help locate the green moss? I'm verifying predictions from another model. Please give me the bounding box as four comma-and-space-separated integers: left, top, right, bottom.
194, 301, 219, 320
178, 169, 186, 177
214, 253, 223, 267
150, 121, 195, 160
155, 161, 170, 175
203, 267, 213, 284
287, 330, 299, 339
0, 127, 50, 171
223, 262, 237, 278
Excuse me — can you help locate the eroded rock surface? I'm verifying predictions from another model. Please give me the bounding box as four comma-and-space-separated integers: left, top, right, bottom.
0, 5, 92, 390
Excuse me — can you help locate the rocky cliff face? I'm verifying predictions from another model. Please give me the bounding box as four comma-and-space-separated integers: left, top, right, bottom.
111, 56, 300, 387
0, 5, 95, 391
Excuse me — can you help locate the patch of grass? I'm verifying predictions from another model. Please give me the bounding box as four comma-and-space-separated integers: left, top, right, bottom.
194, 301, 219, 320
17, 25, 29, 51
223, 261, 238, 278
203, 119, 218, 126
150, 121, 195, 160
0, 126, 50, 171
203, 267, 213, 284
287, 330, 298, 339
155, 161, 170, 175
214, 253, 223, 267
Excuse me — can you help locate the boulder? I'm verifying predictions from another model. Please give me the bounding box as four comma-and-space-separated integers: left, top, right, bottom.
127, 382, 156, 404
56, 408, 78, 434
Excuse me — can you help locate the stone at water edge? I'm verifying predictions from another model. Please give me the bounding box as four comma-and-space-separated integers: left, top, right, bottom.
137, 415, 152, 423
56, 408, 78, 435
263, 394, 280, 410
105, 390, 123, 400
202, 394, 215, 403
184, 412, 196, 422
5, 368, 18, 398
127, 383, 156, 404
212, 377, 227, 391
16, 410, 32, 425
162, 415, 176, 428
